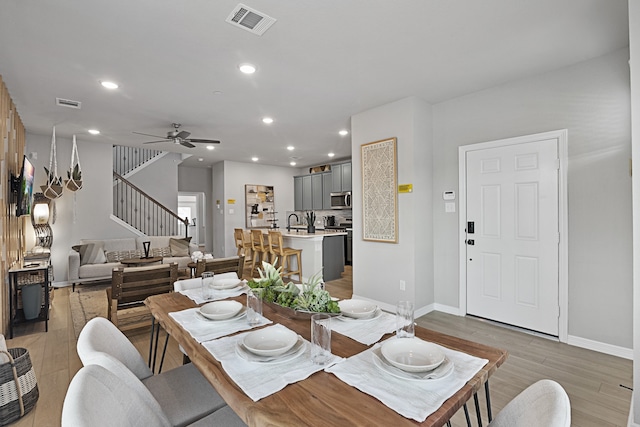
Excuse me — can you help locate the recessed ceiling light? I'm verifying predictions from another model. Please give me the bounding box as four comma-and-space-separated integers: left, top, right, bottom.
287, 146, 294, 151
339, 130, 349, 136
239, 64, 256, 74
88, 129, 100, 135
198, 158, 204, 162
252, 157, 259, 162
328, 152, 335, 157
100, 81, 119, 89
206, 145, 215, 150
262, 117, 273, 124
290, 162, 297, 166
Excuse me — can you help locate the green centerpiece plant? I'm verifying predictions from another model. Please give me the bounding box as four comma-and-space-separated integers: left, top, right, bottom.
247, 260, 340, 314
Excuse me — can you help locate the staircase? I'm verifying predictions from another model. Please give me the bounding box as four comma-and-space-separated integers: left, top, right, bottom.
112, 146, 188, 237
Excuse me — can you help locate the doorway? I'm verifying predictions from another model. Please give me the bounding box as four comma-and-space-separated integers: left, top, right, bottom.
458, 130, 568, 341
178, 192, 206, 249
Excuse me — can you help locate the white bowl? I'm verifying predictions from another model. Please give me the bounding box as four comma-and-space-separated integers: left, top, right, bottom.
212, 278, 242, 290
380, 338, 445, 372
199, 300, 243, 320
338, 299, 377, 319
242, 327, 298, 357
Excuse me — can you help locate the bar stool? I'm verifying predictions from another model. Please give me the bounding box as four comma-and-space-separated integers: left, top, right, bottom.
267, 230, 302, 281
250, 229, 271, 276
234, 228, 252, 261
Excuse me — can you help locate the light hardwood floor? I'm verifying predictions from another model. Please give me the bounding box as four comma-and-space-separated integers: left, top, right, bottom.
6, 266, 632, 426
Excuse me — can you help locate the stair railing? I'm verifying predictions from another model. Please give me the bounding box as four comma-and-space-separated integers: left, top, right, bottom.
113, 171, 189, 237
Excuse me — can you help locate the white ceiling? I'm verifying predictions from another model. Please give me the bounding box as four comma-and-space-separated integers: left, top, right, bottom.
0, 0, 629, 168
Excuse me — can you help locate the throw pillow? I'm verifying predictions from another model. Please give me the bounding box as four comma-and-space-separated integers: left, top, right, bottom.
105, 250, 140, 263
72, 243, 107, 266
169, 237, 191, 257
151, 246, 172, 257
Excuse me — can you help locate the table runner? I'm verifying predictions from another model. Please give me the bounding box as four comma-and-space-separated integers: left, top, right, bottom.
169, 307, 271, 343
203, 324, 344, 401
325, 341, 488, 422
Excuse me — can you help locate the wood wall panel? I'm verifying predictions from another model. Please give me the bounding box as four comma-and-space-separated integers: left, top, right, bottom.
1, 75, 26, 336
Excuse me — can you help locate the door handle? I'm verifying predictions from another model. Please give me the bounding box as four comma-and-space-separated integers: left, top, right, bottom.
466, 239, 475, 245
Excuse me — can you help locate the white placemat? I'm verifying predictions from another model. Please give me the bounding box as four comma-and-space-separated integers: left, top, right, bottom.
179, 283, 249, 304
325, 341, 488, 422
203, 324, 344, 402
331, 310, 397, 345
169, 307, 271, 343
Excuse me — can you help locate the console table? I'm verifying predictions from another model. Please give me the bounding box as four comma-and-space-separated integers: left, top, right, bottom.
8, 259, 51, 338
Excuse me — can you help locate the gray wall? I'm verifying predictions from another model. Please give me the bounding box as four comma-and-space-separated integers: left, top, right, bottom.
431, 48, 632, 349
178, 165, 213, 252
25, 133, 137, 283
220, 161, 298, 258
351, 97, 434, 311
128, 152, 181, 211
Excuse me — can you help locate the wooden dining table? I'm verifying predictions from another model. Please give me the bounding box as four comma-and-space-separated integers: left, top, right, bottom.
145, 292, 508, 426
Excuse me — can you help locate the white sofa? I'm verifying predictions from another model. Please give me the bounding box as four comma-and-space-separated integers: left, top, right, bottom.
69, 235, 198, 290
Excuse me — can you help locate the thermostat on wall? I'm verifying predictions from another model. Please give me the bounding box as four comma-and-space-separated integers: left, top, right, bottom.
443, 191, 455, 200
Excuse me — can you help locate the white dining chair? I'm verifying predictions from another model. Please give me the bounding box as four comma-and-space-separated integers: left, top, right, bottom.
62, 364, 247, 427
77, 317, 228, 427
488, 379, 571, 427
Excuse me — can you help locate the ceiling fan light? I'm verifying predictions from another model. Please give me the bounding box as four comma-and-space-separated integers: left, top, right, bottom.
239, 64, 256, 74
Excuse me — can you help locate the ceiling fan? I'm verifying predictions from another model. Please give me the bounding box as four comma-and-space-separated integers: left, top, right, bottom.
133, 123, 221, 148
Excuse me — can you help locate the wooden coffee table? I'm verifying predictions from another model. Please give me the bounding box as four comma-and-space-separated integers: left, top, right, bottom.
120, 256, 163, 267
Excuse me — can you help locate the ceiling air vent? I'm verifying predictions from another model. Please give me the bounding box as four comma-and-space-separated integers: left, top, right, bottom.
56, 98, 82, 109
225, 4, 276, 36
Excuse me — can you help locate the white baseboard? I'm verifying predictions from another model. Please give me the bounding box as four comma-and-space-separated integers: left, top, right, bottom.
433, 303, 463, 316
567, 335, 633, 360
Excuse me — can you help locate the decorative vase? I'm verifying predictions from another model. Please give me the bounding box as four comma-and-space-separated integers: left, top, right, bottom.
307, 225, 316, 234
64, 179, 83, 192
21, 284, 42, 320
41, 184, 63, 200
143, 241, 151, 258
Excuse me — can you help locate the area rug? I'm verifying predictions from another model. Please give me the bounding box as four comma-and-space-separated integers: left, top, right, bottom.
69, 282, 110, 339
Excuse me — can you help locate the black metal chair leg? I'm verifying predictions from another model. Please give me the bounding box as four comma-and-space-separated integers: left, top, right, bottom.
463, 403, 472, 427
158, 331, 169, 374
151, 321, 161, 374
473, 392, 482, 427
148, 318, 156, 367
485, 380, 493, 422
446, 421, 452, 427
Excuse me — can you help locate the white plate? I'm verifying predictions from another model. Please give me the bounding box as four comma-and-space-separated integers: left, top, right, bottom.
338, 299, 378, 319
236, 337, 306, 364
242, 327, 298, 357
212, 278, 243, 290
213, 283, 249, 294
199, 300, 243, 320
196, 306, 246, 322
380, 338, 445, 372
372, 350, 454, 382
337, 307, 383, 322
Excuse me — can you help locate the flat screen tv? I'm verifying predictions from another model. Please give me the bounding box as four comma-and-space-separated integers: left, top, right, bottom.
16, 155, 35, 217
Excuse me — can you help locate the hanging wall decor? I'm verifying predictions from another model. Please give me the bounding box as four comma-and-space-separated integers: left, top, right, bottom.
41, 126, 64, 200
65, 134, 82, 192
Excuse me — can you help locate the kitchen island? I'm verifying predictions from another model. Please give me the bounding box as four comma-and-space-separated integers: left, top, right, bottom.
280, 229, 347, 282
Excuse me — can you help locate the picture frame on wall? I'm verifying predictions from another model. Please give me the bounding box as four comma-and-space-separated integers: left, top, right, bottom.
361, 137, 398, 243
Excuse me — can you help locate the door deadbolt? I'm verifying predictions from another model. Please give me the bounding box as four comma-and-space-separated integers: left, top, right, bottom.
466, 239, 475, 245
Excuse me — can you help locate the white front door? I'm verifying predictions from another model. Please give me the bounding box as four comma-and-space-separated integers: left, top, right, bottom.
465, 138, 560, 335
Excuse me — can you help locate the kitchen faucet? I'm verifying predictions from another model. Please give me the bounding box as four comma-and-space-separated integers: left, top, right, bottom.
287, 213, 299, 231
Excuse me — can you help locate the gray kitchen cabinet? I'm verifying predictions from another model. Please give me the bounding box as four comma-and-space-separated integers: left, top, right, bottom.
311, 173, 323, 210
331, 161, 352, 192
322, 172, 332, 209
302, 175, 312, 210
294, 176, 303, 211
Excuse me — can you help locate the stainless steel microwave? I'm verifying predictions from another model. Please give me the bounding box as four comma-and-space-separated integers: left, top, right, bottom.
330, 191, 351, 209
